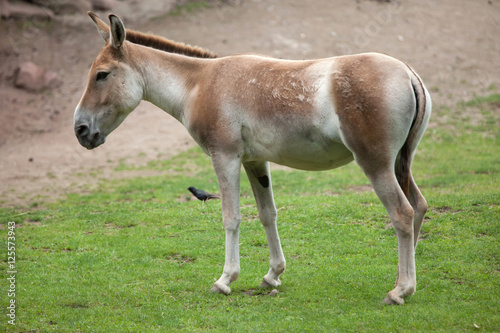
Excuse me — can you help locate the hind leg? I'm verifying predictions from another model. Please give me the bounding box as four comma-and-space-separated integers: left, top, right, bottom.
362, 168, 416, 305
393, 172, 428, 287
408, 173, 428, 249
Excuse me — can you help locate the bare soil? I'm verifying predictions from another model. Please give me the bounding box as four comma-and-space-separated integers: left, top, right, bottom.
0, 0, 499, 208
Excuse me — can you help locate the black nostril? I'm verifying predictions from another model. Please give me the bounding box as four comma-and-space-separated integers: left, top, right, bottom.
76, 124, 89, 137
90, 130, 100, 142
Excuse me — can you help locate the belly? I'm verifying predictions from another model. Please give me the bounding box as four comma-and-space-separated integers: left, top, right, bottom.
270, 141, 354, 171
242, 125, 354, 171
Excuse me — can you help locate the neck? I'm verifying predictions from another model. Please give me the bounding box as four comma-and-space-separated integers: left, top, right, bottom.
130, 43, 208, 123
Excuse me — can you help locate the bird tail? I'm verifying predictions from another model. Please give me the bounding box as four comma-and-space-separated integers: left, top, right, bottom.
207, 193, 220, 200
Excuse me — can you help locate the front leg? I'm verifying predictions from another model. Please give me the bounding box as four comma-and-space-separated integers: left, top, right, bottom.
210, 153, 242, 295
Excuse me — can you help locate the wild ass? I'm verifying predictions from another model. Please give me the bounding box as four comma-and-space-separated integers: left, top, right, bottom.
74, 12, 431, 305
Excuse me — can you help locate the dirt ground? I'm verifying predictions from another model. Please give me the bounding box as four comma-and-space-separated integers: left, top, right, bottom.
0, 0, 499, 208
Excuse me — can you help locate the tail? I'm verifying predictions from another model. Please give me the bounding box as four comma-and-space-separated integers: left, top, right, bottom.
207, 193, 220, 200
397, 67, 429, 199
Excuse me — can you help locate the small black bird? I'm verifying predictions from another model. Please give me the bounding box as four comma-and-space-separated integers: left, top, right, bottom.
187, 186, 220, 201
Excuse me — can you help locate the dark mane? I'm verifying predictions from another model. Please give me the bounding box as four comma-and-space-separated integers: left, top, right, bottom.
125, 29, 218, 59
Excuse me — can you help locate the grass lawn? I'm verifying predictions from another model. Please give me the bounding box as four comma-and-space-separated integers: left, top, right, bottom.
1, 95, 499, 332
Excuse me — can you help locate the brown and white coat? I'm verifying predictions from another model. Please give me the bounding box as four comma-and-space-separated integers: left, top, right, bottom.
74, 13, 431, 305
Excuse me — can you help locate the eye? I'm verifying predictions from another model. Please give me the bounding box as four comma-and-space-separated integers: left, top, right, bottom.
96, 71, 110, 82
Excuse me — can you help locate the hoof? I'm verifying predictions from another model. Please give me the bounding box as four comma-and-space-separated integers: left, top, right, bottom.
382, 292, 405, 305
260, 279, 271, 288
210, 282, 231, 295
260, 276, 281, 288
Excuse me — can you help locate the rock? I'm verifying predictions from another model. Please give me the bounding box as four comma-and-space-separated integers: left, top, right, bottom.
14, 62, 45, 91
6, 2, 54, 20
91, 0, 116, 10
42, 70, 62, 89
14, 62, 61, 92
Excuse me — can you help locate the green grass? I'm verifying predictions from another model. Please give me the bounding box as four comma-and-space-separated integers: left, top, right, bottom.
170, 1, 211, 16
1, 95, 499, 332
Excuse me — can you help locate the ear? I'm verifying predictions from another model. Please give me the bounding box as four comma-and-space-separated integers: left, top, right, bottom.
108, 14, 126, 49
88, 11, 109, 43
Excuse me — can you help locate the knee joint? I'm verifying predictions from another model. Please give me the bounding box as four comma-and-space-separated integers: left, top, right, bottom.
392, 205, 415, 236
223, 215, 241, 231
417, 198, 428, 215
259, 208, 277, 227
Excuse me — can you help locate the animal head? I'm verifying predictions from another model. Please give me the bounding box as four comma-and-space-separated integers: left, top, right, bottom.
74, 12, 142, 149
